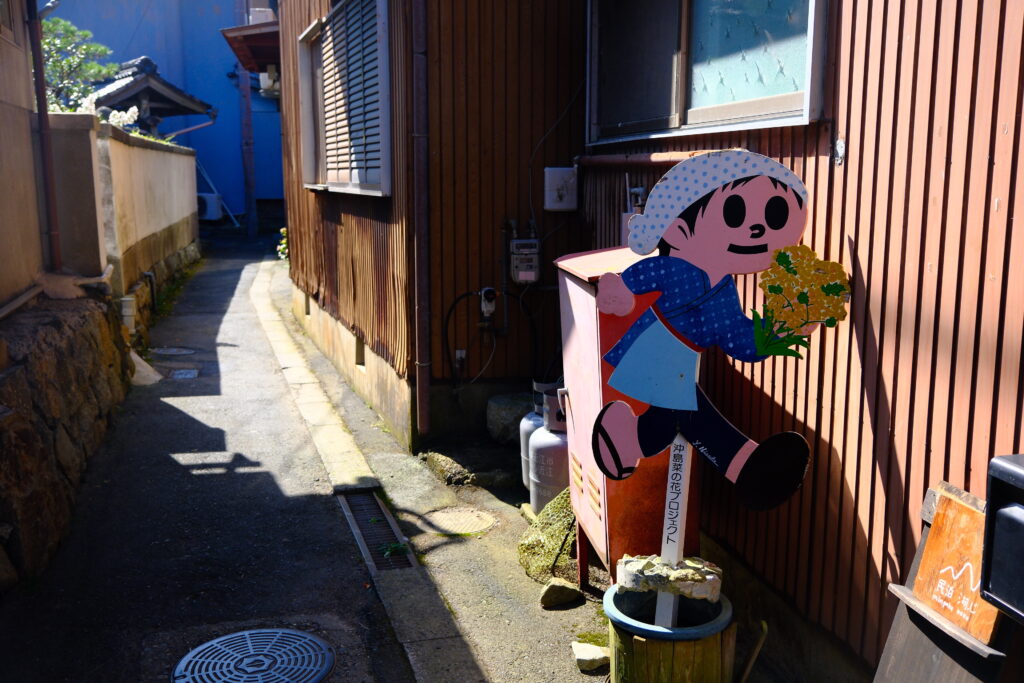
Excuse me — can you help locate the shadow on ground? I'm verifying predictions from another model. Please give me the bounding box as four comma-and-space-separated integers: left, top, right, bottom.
0, 234, 485, 682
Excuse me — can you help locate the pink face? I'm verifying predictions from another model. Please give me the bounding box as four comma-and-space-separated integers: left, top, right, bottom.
662, 175, 808, 276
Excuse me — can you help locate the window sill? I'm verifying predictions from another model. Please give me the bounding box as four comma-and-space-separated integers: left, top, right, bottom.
588, 111, 814, 148
304, 183, 388, 198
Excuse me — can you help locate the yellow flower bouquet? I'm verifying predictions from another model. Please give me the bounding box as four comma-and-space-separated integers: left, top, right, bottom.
753, 245, 850, 358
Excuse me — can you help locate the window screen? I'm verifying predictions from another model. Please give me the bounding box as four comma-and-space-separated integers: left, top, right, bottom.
319, 0, 390, 194
688, 0, 809, 112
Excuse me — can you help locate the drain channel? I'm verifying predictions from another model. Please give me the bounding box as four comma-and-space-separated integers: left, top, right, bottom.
337, 492, 414, 573
172, 628, 335, 682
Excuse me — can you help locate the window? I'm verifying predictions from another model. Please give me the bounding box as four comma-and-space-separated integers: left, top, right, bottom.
0, 0, 15, 42
587, 0, 826, 144
299, 0, 391, 196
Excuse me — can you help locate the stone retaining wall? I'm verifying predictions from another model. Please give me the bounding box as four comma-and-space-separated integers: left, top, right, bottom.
0, 295, 132, 591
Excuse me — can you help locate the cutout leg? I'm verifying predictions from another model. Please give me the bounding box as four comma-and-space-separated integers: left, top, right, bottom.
679, 387, 810, 510
591, 401, 644, 480
636, 405, 682, 458
677, 386, 752, 475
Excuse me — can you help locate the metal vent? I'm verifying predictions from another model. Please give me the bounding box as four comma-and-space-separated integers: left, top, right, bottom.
337, 492, 414, 572
172, 628, 334, 682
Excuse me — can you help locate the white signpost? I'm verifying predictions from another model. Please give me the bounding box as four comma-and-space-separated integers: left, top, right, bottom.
654, 432, 693, 627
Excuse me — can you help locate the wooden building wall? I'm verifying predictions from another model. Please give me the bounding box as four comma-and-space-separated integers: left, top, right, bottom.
280, 0, 413, 377
426, 0, 589, 383
283, 0, 590, 385
581, 0, 1024, 666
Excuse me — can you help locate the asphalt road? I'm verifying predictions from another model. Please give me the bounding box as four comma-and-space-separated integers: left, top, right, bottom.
0, 237, 414, 682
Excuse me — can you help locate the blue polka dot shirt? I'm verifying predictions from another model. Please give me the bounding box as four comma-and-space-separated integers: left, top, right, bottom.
604, 256, 764, 366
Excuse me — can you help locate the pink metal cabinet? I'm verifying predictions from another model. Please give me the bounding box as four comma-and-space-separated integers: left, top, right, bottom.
557, 247, 701, 578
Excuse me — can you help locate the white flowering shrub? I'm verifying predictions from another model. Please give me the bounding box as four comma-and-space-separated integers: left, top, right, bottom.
76, 92, 98, 115
76, 95, 139, 130
107, 106, 139, 128
276, 228, 288, 260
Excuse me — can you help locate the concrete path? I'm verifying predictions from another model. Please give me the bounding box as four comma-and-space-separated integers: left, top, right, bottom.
0, 238, 417, 682
265, 262, 610, 683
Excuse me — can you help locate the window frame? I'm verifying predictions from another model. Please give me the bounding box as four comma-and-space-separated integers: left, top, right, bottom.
298, 0, 392, 197
585, 0, 828, 146
0, 0, 17, 45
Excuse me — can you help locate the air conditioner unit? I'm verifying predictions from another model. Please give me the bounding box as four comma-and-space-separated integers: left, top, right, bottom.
248, 7, 275, 24
259, 66, 280, 98
197, 193, 223, 221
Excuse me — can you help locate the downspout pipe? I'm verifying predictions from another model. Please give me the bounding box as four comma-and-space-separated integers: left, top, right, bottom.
411, 0, 431, 438
575, 150, 717, 167
26, 0, 63, 272
164, 110, 218, 140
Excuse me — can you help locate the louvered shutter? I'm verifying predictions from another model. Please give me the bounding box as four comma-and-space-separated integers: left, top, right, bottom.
320, 0, 390, 194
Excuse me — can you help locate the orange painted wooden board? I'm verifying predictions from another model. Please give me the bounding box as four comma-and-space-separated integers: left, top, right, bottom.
911, 492, 1000, 644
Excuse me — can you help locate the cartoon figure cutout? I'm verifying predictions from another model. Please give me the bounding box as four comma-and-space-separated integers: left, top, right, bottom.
593, 150, 847, 511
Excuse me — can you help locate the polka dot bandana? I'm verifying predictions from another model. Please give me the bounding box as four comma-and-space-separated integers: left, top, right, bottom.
626, 150, 809, 255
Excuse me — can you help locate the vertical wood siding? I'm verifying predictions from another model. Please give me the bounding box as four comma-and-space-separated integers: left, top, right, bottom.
426, 0, 589, 382
280, 0, 412, 377
580, 0, 1024, 665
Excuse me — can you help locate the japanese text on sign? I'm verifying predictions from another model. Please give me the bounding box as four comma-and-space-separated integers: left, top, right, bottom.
664, 441, 687, 546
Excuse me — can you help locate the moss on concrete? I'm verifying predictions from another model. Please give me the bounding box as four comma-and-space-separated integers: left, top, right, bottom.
154, 258, 201, 319
517, 487, 576, 583
575, 631, 609, 648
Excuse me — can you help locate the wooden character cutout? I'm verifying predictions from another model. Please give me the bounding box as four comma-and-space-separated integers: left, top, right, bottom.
592, 150, 847, 510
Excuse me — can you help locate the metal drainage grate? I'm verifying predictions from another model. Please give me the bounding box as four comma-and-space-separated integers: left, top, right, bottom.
168, 368, 200, 380
152, 347, 197, 356
338, 492, 414, 572
172, 628, 334, 682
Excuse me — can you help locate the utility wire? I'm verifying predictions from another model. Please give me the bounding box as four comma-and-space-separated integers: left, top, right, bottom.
121, 0, 155, 58
527, 80, 585, 229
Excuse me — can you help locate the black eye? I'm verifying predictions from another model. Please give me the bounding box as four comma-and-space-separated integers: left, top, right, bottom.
765, 196, 790, 230
723, 195, 745, 228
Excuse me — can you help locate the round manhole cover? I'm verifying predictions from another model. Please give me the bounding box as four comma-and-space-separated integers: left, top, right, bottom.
417, 507, 496, 535
172, 629, 334, 682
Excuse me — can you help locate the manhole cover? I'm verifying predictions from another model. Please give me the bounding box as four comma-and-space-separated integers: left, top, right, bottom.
172, 629, 334, 682
152, 347, 196, 356
168, 368, 199, 380
417, 507, 496, 535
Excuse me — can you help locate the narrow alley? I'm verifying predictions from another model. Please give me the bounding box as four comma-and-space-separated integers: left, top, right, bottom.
0, 235, 608, 682
0, 237, 417, 681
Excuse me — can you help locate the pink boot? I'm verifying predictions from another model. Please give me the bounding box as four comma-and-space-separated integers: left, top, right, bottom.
591, 401, 645, 480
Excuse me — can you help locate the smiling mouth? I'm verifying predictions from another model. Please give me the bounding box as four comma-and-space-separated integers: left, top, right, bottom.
728, 244, 768, 254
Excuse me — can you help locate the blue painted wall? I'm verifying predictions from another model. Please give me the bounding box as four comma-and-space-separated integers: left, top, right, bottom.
54, 0, 283, 215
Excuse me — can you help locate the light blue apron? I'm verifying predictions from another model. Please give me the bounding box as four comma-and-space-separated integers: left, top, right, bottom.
607, 314, 700, 410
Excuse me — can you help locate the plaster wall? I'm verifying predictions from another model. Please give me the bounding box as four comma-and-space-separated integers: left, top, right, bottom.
0, 0, 44, 306
104, 127, 198, 292
55, 0, 285, 215
49, 114, 106, 277
48, 115, 198, 295
0, 102, 44, 306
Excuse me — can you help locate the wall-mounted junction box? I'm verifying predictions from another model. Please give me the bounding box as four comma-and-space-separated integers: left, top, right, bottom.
544, 167, 577, 211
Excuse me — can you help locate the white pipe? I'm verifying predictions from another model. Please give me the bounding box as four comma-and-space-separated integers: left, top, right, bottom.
0, 286, 43, 321
165, 117, 216, 140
